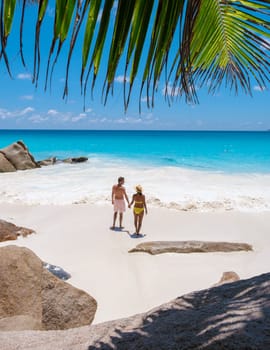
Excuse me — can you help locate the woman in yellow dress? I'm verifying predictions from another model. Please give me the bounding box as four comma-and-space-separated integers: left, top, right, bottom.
129, 185, 148, 235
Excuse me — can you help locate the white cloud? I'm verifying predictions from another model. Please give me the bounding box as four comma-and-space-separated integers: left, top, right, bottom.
115, 117, 143, 124
89, 118, 99, 123
115, 75, 130, 83
141, 96, 148, 103
85, 108, 93, 113
254, 85, 266, 92
0, 107, 34, 119
28, 115, 48, 123
71, 113, 87, 122
0, 111, 9, 120
162, 84, 179, 96
20, 95, 34, 100
47, 109, 59, 115
145, 113, 153, 120
61, 114, 71, 122
17, 73, 32, 80
19, 107, 35, 115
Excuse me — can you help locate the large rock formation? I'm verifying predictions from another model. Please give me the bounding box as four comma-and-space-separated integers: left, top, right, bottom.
0, 219, 35, 242
0, 153, 16, 172
0, 141, 88, 172
0, 273, 269, 349
0, 141, 39, 172
0, 246, 97, 331
129, 240, 253, 255
0, 315, 42, 331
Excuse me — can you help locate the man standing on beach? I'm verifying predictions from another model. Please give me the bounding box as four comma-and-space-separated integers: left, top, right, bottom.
111, 177, 130, 229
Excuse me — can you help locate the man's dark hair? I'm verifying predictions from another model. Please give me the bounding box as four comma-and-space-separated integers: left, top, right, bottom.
118, 176, 124, 183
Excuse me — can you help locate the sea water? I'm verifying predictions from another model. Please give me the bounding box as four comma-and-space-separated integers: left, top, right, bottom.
0, 130, 270, 211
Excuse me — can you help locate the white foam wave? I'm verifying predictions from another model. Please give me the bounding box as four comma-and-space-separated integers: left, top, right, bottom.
0, 161, 270, 212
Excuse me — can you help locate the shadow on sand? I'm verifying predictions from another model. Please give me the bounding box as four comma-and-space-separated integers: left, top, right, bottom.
87, 273, 270, 349
109, 226, 130, 235
109, 227, 146, 238
128, 233, 146, 239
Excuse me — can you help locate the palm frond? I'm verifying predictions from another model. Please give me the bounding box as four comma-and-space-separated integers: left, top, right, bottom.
0, 0, 269, 110
189, 0, 270, 95
33, 0, 49, 85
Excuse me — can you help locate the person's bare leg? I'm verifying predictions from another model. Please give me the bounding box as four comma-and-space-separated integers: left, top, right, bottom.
137, 214, 144, 234
119, 213, 123, 228
134, 214, 138, 234
112, 212, 117, 228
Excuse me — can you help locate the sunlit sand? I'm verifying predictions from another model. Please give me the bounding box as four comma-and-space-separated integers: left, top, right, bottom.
0, 203, 269, 324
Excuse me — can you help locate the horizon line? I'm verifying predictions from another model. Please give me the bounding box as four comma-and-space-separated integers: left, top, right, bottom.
0, 129, 269, 132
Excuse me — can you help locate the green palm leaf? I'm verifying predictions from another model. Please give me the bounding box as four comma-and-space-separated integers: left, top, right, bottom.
81, 0, 114, 103
45, 0, 76, 90
0, 0, 16, 75
0, 0, 269, 109
33, 0, 49, 85
188, 0, 270, 95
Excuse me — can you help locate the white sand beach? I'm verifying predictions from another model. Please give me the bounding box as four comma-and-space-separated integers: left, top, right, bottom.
0, 203, 269, 324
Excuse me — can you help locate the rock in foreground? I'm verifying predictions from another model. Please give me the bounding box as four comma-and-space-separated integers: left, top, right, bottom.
129, 240, 253, 255
0, 273, 269, 349
0, 219, 35, 242
213, 271, 240, 286
0, 246, 97, 331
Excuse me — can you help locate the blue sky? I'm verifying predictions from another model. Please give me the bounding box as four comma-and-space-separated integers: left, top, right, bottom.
0, 2, 269, 131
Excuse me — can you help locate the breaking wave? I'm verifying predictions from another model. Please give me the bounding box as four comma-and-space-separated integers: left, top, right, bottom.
0, 160, 270, 212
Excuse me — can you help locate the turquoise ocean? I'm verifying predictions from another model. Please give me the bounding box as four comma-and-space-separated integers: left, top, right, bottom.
0, 130, 270, 211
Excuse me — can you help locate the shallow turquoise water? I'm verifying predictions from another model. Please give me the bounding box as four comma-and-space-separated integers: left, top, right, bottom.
1, 130, 270, 173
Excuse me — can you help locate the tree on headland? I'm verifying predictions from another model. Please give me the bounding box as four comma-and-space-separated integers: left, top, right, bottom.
1, 0, 269, 110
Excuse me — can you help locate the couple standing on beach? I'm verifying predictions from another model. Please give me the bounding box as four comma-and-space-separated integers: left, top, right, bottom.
111, 176, 148, 235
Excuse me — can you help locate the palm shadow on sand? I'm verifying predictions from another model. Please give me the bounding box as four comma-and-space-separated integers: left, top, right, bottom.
88, 273, 270, 350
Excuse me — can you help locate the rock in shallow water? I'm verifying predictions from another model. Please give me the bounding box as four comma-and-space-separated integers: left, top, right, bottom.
62, 157, 88, 163
37, 157, 57, 166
